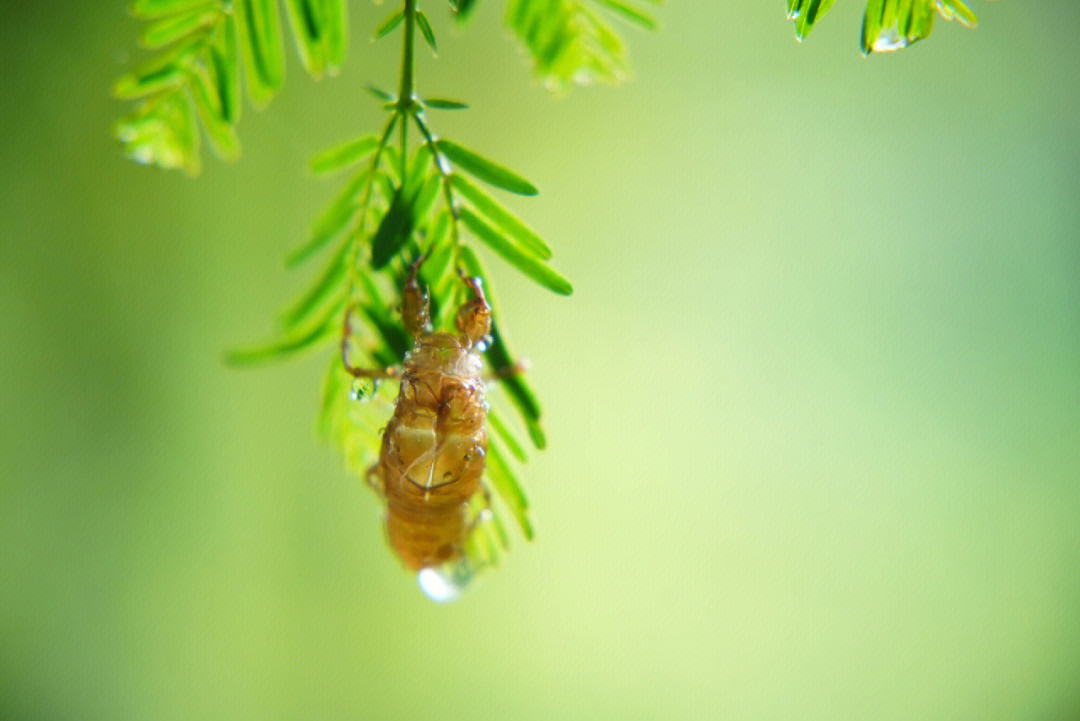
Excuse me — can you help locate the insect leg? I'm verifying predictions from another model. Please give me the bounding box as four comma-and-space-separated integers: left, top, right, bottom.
341, 304, 402, 378
455, 272, 491, 347
482, 359, 529, 383
402, 255, 431, 339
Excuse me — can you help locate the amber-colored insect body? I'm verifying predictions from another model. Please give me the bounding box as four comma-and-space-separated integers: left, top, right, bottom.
344, 263, 492, 574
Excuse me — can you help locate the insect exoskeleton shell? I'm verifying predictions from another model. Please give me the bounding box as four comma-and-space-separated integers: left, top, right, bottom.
372, 275, 493, 579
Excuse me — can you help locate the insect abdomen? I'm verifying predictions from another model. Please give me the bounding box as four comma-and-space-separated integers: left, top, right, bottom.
378, 345, 487, 570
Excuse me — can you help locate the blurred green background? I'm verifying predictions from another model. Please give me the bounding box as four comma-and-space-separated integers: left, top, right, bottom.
2, 2, 1079, 719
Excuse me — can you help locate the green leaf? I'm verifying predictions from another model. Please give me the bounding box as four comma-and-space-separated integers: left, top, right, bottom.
506, 0, 630, 88
371, 185, 418, 269
280, 237, 350, 329
460, 208, 572, 295
286, 169, 367, 268
374, 10, 404, 39
592, 0, 657, 30
226, 294, 344, 365
450, 173, 552, 259
308, 134, 379, 176
115, 91, 202, 174
213, 14, 241, 123
140, 4, 219, 49
451, 0, 480, 21
419, 213, 453, 276
790, 0, 838, 39
861, 0, 937, 54
488, 409, 528, 463
365, 84, 395, 102
187, 56, 241, 160
112, 63, 186, 100
487, 323, 546, 449
421, 97, 468, 110
937, 0, 976, 27
130, 0, 218, 19
357, 302, 412, 359
412, 174, 442, 227
486, 442, 533, 540
437, 140, 538, 195
415, 10, 437, 54
421, 232, 454, 282
283, 0, 325, 77
235, 0, 285, 106
320, 0, 348, 71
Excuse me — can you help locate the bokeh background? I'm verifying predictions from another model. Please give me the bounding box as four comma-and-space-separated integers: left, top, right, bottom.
2, 2, 1078, 719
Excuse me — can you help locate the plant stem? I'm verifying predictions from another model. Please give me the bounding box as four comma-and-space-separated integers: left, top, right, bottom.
411, 111, 460, 245
397, 0, 417, 180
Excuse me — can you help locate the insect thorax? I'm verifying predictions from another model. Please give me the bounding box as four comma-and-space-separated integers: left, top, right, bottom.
403, 333, 484, 380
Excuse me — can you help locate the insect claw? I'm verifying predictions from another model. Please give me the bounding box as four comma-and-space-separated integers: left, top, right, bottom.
408, 253, 427, 283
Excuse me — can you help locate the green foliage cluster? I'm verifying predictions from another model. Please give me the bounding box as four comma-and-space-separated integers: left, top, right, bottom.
113, 0, 660, 572
113, 0, 348, 174
112, 0, 661, 174
788, 0, 978, 53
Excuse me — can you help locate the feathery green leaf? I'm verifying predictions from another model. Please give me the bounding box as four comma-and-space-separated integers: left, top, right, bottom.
365, 84, 395, 102
486, 442, 533, 540
282, 0, 325, 77
789, 0, 838, 39
214, 14, 240, 123
374, 10, 404, 39
226, 294, 344, 365
416, 10, 437, 54
371, 184, 419, 269
235, 0, 285, 105
308, 134, 379, 176
593, 0, 657, 30
450, 0, 480, 21
437, 140, 537, 195
130, 0, 218, 19
488, 409, 528, 463
140, 4, 219, 48
112, 63, 187, 100
487, 323, 546, 449
320, 0, 348, 71
937, 0, 977, 27
187, 56, 241, 159
280, 238, 350, 329
286, 170, 367, 268
460, 208, 572, 295
421, 97, 469, 110
450, 173, 552, 259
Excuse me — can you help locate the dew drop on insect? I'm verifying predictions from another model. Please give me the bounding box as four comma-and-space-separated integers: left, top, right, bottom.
350, 377, 376, 402
417, 560, 475, 603
475, 339, 488, 352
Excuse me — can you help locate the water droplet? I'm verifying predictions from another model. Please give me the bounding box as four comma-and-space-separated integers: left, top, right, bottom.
349, 377, 376, 402
869, 26, 910, 52
475, 340, 488, 352
417, 561, 475, 602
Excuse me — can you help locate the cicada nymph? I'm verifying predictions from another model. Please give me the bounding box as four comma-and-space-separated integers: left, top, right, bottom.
342, 260, 504, 600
